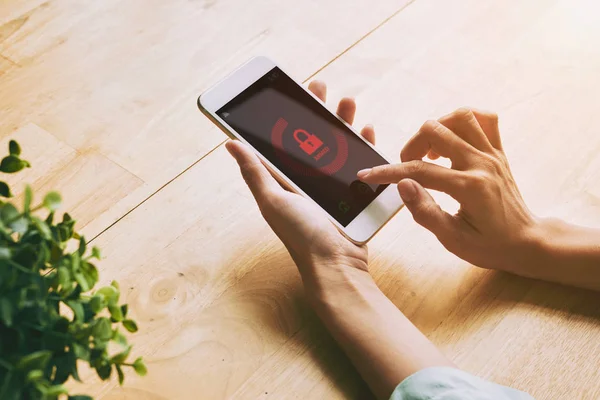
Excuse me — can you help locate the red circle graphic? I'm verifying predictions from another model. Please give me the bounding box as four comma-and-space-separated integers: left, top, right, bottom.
271, 117, 348, 177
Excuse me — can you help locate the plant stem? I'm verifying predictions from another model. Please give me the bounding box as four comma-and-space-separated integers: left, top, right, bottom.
0, 357, 13, 370
0, 370, 12, 399
30, 205, 44, 213
22, 322, 71, 340
4, 204, 43, 226
8, 260, 35, 274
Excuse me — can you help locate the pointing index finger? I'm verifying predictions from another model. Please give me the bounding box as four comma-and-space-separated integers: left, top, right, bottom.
400, 120, 476, 168
358, 160, 467, 201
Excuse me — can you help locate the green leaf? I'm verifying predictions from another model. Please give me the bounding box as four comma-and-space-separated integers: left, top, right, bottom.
116, 364, 125, 385
70, 350, 81, 382
112, 329, 128, 346
108, 303, 123, 322
111, 280, 120, 291
69, 396, 93, 400
0, 203, 18, 222
57, 225, 70, 242
95, 362, 112, 380
50, 243, 63, 262
73, 343, 90, 361
133, 358, 147, 376
57, 266, 71, 288
71, 251, 80, 272
97, 285, 119, 304
78, 236, 86, 255
45, 211, 54, 224
74, 271, 90, 292
0, 203, 27, 234
0, 155, 28, 173
0, 371, 18, 400
0, 181, 12, 198
83, 262, 99, 288
91, 246, 101, 259
32, 216, 51, 240
0, 297, 13, 326
122, 319, 138, 333
110, 345, 131, 364
80, 262, 98, 292
66, 300, 84, 322
9, 216, 27, 235
23, 185, 32, 213
0, 247, 11, 259
93, 337, 109, 351
52, 354, 71, 384
89, 294, 105, 313
16, 350, 52, 370
45, 384, 68, 396
121, 304, 128, 318
43, 191, 62, 211
8, 140, 20, 156
34, 241, 50, 269
26, 370, 43, 382
93, 317, 112, 340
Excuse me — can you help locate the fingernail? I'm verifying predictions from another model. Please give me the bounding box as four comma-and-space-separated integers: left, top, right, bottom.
398, 180, 417, 202
357, 168, 371, 179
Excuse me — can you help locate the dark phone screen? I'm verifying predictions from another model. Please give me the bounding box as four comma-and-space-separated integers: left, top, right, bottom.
217, 67, 389, 226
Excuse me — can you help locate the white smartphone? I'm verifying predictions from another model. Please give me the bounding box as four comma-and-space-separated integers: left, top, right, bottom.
197, 56, 403, 244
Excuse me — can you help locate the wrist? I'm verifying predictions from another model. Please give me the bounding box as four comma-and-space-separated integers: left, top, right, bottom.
299, 256, 376, 309
519, 218, 600, 289
513, 217, 563, 278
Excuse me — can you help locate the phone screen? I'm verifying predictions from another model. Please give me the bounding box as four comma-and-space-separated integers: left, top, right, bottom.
217, 67, 389, 226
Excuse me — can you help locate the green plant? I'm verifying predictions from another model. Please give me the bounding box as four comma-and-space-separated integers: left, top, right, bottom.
0, 141, 146, 400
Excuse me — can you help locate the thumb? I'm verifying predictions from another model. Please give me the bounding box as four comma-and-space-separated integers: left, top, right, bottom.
398, 179, 457, 242
225, 140, 281, 205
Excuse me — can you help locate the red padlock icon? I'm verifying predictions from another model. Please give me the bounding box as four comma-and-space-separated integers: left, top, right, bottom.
293, 129, 323, 155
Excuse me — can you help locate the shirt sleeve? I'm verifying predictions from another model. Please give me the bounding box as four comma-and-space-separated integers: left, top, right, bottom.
389, 367, 535, 400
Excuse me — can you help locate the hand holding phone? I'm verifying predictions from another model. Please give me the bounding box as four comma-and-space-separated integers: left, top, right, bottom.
224, 81, 374, 291
198, 57, 403, 244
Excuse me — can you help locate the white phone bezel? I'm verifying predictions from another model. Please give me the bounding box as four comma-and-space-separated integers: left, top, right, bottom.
198, 56, 403, 244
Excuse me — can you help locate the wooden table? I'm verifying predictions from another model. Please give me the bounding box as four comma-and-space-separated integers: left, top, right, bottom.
2, 1, 600, 399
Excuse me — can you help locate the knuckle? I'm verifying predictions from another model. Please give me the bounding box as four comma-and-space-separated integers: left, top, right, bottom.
465, 170, 490, 191
372, 164, 391, 177
400, 141, 415, 161
412, 201, 437, 224
480, 152, 504, 174
454, 107, 475, 120
421, 119, 439, 133
404, 160, 425, 175
381, 164, 395, 175
457, 173, 472, 192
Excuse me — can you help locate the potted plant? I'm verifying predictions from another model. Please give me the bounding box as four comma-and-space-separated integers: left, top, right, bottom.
0, 140, 146, 400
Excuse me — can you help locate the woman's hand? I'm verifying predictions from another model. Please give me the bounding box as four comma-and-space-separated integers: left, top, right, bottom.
227, 85, 455, 398
226, 81, 377, 298
358, 108, 539, 274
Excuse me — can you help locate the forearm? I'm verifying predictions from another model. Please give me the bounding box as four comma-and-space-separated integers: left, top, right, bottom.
522, 219, 600, 291
302, 262, 452, 400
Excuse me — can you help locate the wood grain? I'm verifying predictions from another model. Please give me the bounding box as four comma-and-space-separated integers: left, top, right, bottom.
3, 0, 600, 399
0, 0, 411, 236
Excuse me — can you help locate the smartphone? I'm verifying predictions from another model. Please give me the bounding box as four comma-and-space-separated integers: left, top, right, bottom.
197, 56, 403, 244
